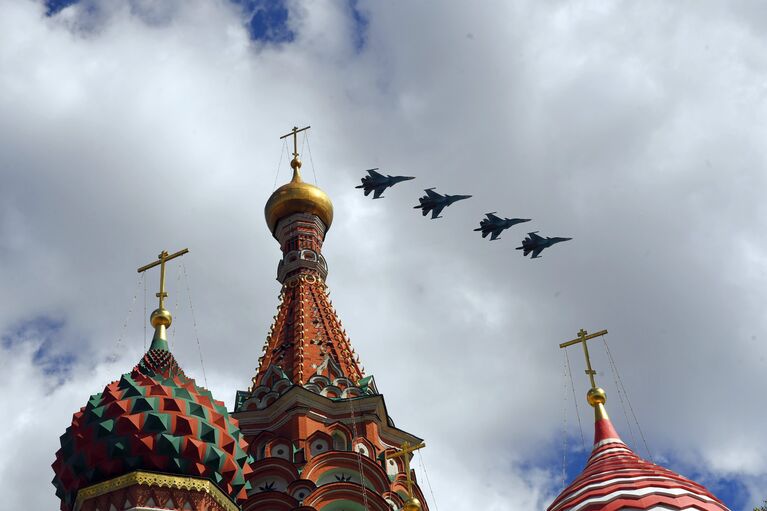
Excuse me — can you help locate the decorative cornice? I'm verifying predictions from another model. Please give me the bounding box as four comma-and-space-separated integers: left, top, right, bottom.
74, 471, 239, 511
234, 386, 423, 449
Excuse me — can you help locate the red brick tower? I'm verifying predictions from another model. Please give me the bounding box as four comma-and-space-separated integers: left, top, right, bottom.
233, 127, 429, 511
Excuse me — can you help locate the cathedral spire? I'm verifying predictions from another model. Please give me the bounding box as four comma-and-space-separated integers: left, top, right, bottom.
137, 248, 188, 350
550, 329, 729, 511
251, 127, 362, 396
234, 128, 429, 511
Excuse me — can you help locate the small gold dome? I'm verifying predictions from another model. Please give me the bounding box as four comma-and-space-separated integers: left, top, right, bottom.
402, 497, 422, 511
264, 157, 334, 234
150, 307, 172, 328
587, 387, 607, 407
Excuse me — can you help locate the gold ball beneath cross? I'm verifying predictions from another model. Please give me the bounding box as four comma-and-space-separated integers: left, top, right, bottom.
587, 387, 606, 406
403, 497, 422, 511
150, 308, 172, 328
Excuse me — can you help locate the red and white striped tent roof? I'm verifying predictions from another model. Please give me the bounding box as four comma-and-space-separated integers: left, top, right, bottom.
548, 401, 729, 511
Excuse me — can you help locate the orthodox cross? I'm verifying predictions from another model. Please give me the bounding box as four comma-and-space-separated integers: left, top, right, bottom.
559, 328, 608, 388
280, 125, 311, 159
137, 248, 189, 309
386, 441, 426, 498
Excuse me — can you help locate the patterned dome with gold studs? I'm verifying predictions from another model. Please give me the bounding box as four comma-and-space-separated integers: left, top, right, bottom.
264, 128, 333, 234
51, 302, 253, 511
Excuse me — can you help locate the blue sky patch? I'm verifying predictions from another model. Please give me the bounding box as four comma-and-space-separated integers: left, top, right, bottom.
705, 476, 749, 509
44, 0, 369, 49
44, 0, 78, 16
232, 0, 294, 43
2, 316, 76, 379
348, 0, 368, 51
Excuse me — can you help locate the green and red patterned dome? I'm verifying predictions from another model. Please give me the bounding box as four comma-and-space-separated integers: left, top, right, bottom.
51, 335, 253, 511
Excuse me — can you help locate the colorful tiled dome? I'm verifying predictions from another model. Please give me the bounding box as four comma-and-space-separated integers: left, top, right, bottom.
548, 389, 729, 511
51, 342, 253, 511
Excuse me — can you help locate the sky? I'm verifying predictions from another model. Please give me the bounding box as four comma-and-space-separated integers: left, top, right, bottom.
1, 0, 766, 509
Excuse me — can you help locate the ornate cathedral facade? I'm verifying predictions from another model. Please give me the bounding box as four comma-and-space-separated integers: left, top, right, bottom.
51, 129, 728, 511
52, 130, 428, 511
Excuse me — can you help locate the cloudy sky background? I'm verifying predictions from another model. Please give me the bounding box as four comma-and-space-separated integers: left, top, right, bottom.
1, 0, 767, 509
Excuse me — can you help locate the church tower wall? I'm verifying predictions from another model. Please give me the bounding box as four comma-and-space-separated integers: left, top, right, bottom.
234, 128, 430, 511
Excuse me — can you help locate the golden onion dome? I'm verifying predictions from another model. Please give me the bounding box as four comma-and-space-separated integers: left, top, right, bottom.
265, 156, 333, 234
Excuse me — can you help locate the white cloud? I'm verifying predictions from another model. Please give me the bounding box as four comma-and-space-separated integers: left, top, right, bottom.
1, 0, 767, 508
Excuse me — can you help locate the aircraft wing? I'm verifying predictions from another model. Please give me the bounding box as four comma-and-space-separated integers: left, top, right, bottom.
490, 229, 502, 241
528, 232, 544, 241
424, 188, 442, 199
372, 186, 386, 199
486, 212, 502, 222
430, 204, 446, 219
531, 247, 544, 258
367, 168, 384, 178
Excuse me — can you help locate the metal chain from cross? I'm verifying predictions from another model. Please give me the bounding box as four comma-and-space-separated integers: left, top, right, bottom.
386, 441, 426, 499
559, 328, 608, 390
137, 248, 189, 310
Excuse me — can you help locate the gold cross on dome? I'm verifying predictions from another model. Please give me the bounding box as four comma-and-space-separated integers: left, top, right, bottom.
137, 248, 189, 309
559, 328, 608, 389
386, 441, 425, 498
279, 125, 311, 159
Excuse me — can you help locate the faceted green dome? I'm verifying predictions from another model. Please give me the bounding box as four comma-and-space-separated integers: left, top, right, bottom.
51, 347, 253, 511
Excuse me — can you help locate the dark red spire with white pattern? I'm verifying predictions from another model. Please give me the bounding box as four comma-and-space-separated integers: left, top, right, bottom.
548, 389, 729, 511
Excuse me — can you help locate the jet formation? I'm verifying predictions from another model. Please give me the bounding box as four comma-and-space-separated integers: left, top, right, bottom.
355, 168, 415, 199
474, 213, 531, 241
516, 232, 572, 259
355, 168, 571, 258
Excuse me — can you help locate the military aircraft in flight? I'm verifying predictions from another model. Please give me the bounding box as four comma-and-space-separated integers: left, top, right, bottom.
414, 188, 472, 219
355, 168, 415, 199
474, 213, 531, 241
516, 232, 572, 258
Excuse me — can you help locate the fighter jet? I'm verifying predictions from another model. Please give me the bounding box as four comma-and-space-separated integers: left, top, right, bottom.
516, 232, 572, 258
414, 188, 472, 219
356, 168, 415, 199
474, 213, 531, 241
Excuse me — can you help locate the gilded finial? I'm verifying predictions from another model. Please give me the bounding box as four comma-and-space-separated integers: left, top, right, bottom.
386, 441, 426, 504
137, 248, 189, 350
280, 125, 310, 183
403, 497, 422, 511
265, 125, 333, 234
559, 328, 610, 420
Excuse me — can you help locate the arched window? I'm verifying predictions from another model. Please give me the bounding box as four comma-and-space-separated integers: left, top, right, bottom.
354, 441, 370, 458
332, 431, 348, 451
270, 442, 291, 461
309, 437, 330, 457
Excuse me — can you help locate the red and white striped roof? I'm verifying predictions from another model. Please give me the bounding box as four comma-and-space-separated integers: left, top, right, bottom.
548, 404, 729, 511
